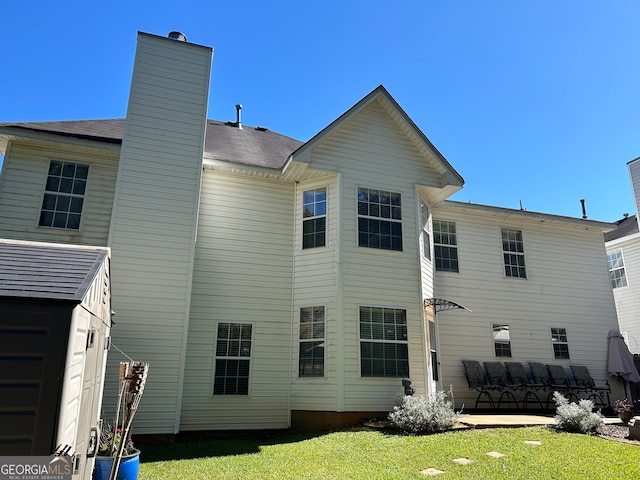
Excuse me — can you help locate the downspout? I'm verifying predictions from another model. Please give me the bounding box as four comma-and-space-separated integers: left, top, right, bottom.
336, 173, 345, 412
287, 181, 298, 427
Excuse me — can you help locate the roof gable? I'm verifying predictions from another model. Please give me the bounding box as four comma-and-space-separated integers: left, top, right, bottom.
290, 86, 464, 192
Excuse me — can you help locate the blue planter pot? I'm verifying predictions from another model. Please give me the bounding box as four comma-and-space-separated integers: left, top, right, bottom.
93, 450, 140, 480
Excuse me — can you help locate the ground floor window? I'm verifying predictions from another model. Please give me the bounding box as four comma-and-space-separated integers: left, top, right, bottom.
213, 323, 252, 395
493, 324, 512, 357
299, 306, 325, 376
359, 306, 408, 377
551, 327, 570, 359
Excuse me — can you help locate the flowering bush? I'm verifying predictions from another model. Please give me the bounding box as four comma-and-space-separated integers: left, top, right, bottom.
98, 423, 136, 456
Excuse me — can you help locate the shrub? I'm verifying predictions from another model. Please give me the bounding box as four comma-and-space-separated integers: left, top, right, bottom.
388, 390, 459, 434
553, 391, 604, 434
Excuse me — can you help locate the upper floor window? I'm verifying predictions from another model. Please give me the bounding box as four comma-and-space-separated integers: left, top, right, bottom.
302, 188, 326, 249
433, 220, 458, 272
299, 306, 325, 377
39, 160, 88, 230
421, 203, 431, 260
607, 249, 628, 288
551, 327, 570, 359
502, 228, 526, 278
357, 188, 402, 251
359, 306, 408, 377
492, 324, 512, 357
213, 323, 252, 395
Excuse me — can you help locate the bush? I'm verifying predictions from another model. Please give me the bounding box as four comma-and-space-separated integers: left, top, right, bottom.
553, 391, 604, 434
388, 390, 459, 434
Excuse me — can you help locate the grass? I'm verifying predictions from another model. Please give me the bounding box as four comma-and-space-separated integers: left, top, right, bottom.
137, 426, 639, 480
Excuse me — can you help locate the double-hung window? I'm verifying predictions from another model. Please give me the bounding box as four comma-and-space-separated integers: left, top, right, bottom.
433, 220, 458, 272
551, 327, 570, 359
39, 160, 88, 230
302, 188, 326, 249
213, 323, 252, 395
492, 324, 512, 357
607, 249, 628, 288
502, 228, 527, 278
357, 188, 402, 251
359, 307, 408, 377
299, 306, 325, 376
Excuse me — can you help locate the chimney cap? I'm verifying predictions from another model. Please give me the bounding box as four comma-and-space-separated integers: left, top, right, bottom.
168, 31, 187, 42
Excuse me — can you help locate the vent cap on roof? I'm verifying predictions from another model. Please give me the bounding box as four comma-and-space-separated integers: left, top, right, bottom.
168, 31, 187, 42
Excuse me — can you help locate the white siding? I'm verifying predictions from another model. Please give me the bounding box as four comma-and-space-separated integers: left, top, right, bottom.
298, 98, 444, 412
105, 33, 212, 434
433, 204, 624, 408
180, 172, 294, 430
0, 142, 118, 245
609, 236, 640, 353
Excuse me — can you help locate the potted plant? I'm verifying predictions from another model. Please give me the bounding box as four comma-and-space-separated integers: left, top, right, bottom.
614, 398, 635, 424
94, 423, 140, 480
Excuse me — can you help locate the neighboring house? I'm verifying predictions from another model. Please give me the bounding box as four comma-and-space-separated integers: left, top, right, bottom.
605, 157, 640, 354
0, 31, 624, 437
0, 239, 111, 477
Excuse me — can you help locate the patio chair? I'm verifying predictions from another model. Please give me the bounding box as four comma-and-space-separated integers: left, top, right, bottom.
485, 362, 519, 409
462, 360, 495, 409
529, 362, 572, 408
505, 362, 544, 409
570, 365, 611, 408
547, 364, 581, 405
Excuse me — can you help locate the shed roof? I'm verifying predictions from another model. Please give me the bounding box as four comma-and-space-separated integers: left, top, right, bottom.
0, 118, 303, 170
0, 239, 109, 301
604, 214, 639, 242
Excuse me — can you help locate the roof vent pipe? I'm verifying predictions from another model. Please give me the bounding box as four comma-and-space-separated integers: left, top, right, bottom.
580, 198, 587, 219
235, 104, 243, 129
168, 31, 187, 42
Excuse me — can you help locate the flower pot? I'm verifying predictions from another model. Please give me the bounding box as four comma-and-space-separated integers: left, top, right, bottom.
618, 410, 634, 424
93, 450, 140, 480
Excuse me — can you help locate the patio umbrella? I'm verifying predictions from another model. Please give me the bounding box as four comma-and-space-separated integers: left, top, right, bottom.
607, 330, 640, 399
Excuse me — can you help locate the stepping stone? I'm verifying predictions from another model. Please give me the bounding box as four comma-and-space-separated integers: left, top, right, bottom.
524, 441, 542, 446
420, 468, 445, 476
486, 451, 506, 458
452, 457, 475, 465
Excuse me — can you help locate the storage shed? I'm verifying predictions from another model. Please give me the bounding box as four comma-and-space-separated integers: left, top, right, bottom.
0, 239, 111, 478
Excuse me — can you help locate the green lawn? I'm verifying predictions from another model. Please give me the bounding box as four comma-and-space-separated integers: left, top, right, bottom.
138, 427, 639, 480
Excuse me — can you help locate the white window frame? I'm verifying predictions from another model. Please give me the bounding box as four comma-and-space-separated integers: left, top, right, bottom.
501, 228, 527, 278
550, 327, 570, 359
607, 248, 628, 289
302, 188, 327, 250
39, 160, 89, 230
492, 324, 512, 357
213, 322, 253, 395
357, 187, 403, 252
299, 306, 325, 377
359, 306, 409, 377
433, 220, 459, 272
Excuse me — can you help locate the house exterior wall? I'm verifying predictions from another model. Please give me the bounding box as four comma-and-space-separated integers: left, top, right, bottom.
433, 202, 624, 408
608, 233, 640, 354
180, 171, 294, 430
105, 32, 213, 434
0, 141, 118, 246
294, 98, 441, 414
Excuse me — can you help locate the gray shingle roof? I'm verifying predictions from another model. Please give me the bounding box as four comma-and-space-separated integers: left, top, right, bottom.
0, 118, 303, 170
604, 214, 639, 242
0, 241, 108, 301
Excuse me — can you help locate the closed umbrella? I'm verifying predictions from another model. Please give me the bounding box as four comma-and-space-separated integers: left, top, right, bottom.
607, 330, 640, 399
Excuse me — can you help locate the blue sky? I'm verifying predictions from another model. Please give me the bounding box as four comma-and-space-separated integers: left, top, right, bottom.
2, 1, 638, 222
